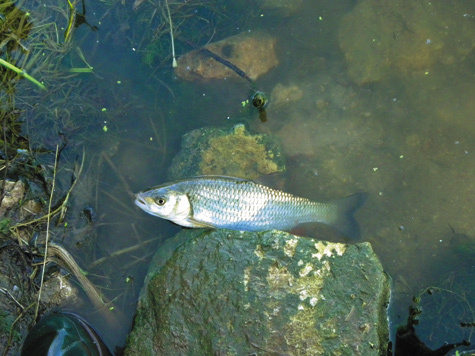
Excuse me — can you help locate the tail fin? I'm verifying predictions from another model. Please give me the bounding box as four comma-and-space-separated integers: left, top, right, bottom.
329, 193, 368, 239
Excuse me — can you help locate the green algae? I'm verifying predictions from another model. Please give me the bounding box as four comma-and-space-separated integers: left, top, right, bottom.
168, 124, 285, 180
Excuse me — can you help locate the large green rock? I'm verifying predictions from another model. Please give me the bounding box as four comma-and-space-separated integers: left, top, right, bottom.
125, 229, 390, 355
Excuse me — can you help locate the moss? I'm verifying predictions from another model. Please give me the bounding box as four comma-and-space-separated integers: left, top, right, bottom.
168, 124, 285, 180
199, 124, 282, 179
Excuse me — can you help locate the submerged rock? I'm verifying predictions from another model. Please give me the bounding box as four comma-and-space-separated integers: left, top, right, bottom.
125, 229, 390, 355
338, 0, 475, 85
0, 180, 26, 216
0, 179, 43, 222
39, 272, 79, 306
175, 31, 279, 81
168, 124, 285, 180
260, 0, 303, 16
270, 83, 304, 107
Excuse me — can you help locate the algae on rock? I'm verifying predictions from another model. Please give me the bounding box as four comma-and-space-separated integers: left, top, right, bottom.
125, 229, 390, 356
168, 124, 285, 180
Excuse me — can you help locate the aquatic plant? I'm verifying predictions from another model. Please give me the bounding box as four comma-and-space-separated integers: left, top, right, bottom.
0, 5, 121, 354
0, 58, 45, 90
0, 0, 84, 158
130, 0, 255, 70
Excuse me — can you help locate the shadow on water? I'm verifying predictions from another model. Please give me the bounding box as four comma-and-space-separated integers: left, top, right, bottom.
1, 0, 474, 354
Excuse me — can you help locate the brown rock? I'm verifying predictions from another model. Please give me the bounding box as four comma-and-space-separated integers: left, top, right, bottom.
39, 272, 80, 306
175, 31, 278, 81
20, 200, 42, 220
270, 83, 303, 107
0, 180, 26, 216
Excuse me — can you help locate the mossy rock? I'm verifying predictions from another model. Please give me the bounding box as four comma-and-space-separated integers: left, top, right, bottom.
168, 124, 285, 180
125, 229, 390, 356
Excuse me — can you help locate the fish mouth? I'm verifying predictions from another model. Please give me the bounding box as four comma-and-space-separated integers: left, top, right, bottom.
134, 194, 147, 209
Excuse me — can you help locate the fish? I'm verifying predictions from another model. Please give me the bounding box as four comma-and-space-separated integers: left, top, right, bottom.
134, 176, 367, 239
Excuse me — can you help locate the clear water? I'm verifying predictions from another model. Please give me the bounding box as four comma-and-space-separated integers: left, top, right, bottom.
9, 0, 474, 353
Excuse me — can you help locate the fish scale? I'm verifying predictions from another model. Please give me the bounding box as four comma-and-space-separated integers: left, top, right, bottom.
185, 179, 310, 230
134, 176, 367, 238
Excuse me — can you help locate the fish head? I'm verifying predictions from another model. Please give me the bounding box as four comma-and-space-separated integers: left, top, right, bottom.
134, 187, 191, 224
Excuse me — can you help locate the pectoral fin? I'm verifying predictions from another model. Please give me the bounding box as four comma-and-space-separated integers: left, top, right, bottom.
185, 217, 217, 229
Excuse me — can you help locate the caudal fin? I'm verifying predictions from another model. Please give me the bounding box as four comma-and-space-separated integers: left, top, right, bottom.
329, 193, 368, 239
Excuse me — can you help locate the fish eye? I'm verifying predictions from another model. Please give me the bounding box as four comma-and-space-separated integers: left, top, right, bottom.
155, 197, 166, 206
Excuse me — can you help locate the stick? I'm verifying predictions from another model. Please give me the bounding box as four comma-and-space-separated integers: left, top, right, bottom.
164, 0, 177, 68
34, 144, 59, 320
88, 237, 159, 269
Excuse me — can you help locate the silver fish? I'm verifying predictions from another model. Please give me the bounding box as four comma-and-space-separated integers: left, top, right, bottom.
134, 176, 367, 238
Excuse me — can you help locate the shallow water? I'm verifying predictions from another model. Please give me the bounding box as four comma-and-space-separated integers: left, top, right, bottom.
10, 0, 475, 353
